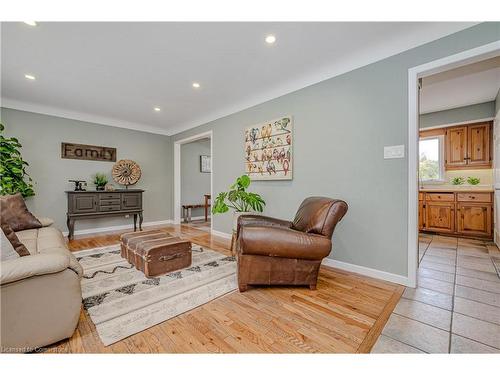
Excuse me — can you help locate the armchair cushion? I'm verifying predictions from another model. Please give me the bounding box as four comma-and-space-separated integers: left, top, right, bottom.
0, 252, 70, 285
292, 197, 348, 237
237, 214, 292, 237
239, 225, 332, 260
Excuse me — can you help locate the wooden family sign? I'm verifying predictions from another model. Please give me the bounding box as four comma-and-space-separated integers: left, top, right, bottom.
61, 142, 117, 162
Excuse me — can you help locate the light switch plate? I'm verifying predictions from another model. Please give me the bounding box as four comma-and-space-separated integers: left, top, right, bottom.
384, 145, 405, 159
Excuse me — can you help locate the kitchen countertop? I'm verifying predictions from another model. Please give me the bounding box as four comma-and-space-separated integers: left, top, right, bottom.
419, 185, 494, 193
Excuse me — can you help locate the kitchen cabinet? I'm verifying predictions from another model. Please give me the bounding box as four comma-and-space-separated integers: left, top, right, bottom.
445, 126, 468, 168
444, 122, 492, 170
425, 202, 455, 233
419, 190, 493, 239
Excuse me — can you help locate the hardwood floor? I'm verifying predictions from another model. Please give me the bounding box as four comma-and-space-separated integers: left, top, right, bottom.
44, 224, 404, 353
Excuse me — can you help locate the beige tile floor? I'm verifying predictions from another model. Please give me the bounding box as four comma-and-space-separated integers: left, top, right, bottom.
371, 234, 500, 353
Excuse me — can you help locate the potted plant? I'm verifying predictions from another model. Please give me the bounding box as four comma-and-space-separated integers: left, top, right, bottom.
467, 177, 480, 185
93, 173, 108, 191
0, 123, 35, 197
212, 175, 266, 231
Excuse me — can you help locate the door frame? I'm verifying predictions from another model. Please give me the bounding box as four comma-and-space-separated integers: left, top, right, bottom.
173, 130, 213, 230
407, 41, 500, 287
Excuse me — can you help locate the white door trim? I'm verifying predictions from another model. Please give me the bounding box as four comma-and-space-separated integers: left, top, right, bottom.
407, 41, 500, 288
173, 130, 213, 232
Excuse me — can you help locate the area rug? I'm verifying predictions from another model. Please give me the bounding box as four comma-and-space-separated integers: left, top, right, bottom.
74, 243, 237, 346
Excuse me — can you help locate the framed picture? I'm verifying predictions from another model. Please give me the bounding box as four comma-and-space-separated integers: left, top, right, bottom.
244, 115, 293, 180
200, 155, 211, 173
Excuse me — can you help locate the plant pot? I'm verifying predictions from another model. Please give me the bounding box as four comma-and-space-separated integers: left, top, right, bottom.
96, 186, 105, 191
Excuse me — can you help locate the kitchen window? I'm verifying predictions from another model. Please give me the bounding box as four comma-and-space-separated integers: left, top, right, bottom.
419, 135, 445, 182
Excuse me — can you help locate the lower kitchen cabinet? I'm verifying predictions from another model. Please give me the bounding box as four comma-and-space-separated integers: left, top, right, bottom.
456, 203, 492, 237
425, 202, 455, 233
419, 191, 493, 239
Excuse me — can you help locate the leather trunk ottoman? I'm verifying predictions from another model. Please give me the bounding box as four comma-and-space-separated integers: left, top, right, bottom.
120, 231, 192, 278
120, 229, 168, 262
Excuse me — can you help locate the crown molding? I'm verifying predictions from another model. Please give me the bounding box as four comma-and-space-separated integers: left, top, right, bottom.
1, 98, 171, 136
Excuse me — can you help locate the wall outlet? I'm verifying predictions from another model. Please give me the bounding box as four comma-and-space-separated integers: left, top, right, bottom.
384, 145, 405, 159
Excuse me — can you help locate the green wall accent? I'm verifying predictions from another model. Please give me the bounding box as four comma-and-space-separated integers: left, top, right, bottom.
181, 139, 211, 218
173, 23, 500, 278
0, 108, 173, 232
419, 101, 495, 128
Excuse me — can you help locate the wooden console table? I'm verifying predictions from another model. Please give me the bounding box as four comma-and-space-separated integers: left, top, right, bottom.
66, 189, 144, 240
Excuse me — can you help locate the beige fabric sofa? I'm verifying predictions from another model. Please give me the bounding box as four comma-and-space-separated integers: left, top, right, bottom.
0, 225, 83, 352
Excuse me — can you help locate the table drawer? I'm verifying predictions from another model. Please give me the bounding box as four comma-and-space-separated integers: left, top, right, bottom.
457, 193, 491, 203
99, 193, 121, 200
425, 193, 454, 202
99, 205, 121, 212
100, 199, 121, 206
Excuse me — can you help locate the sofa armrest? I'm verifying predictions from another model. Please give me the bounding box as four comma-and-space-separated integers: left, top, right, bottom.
239, 225, 332, 260
1, 253, 71, 285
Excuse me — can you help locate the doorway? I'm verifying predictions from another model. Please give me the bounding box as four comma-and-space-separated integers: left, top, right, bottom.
408, 41, 500, 287
174, 131, 213, 232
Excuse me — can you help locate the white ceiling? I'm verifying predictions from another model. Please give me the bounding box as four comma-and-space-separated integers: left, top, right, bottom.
420, 56, 500, 114
1, 22, 476, 135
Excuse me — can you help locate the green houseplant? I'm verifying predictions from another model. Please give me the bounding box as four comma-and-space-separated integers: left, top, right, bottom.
0, 123, 35, 197
93, 173, 108, 191
212, 175, 266, 233
451, 176, 465, 185
467, 177, 480, 185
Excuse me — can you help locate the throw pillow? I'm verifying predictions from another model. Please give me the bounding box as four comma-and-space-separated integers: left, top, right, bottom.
1, 225, 20, 261
0, 193, 42, 232
1, 224, 30, 257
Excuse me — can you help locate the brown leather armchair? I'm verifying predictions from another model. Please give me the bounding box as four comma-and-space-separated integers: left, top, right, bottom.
236, 197, 348, 292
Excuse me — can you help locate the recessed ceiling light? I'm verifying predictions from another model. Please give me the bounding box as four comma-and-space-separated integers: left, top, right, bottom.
154, 107, 161, 112
265, 35, 276, 44
192, 82, 201, 88
23, 21, 37, 26
24, 74, 36, 80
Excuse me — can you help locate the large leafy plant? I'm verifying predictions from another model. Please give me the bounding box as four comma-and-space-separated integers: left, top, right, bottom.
212, 175, 265, 214
0, 123, 35, 197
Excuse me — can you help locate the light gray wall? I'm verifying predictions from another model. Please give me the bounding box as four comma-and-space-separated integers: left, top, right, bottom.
173, 23, 500, 278
181, 138, 211, 218
419, 101, 496, 128
0, 108, 173, 232
495, 89, 500, 116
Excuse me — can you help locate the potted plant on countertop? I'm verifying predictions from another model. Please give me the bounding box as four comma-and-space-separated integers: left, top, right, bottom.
93, 173, 108, 191
212, 175, 266, 252
467, 177, 480, 185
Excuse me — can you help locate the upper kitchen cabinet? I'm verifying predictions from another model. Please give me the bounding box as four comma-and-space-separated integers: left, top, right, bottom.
444, 121, 492, 170
467, 122, 491, 167
445, 126, 467, 168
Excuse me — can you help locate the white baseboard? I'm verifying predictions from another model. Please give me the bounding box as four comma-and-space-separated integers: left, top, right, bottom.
211, 229, 232, 239
62, 219, 173, 237
183, 215, 212, 221
322, 258, 409, 286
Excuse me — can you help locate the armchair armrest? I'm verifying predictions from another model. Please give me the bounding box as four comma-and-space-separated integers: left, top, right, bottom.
237, 214, 292, 238
1, 253, 70, 285
239, 225, 332, 260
